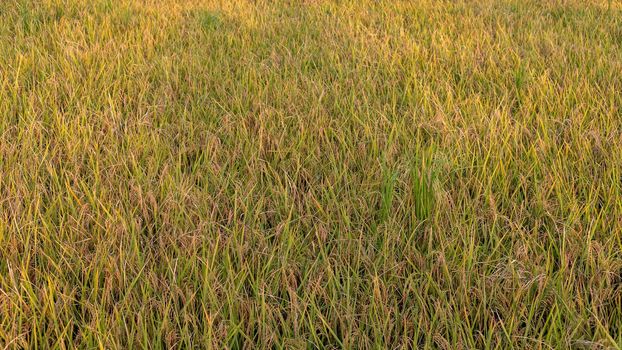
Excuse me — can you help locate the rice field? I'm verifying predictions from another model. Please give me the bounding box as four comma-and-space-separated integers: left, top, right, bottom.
1, 0, 621, 348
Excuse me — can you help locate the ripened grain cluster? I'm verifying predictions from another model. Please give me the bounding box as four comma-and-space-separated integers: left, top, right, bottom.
1, 0, 621, 348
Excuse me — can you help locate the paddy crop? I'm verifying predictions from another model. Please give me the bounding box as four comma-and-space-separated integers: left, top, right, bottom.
0, 0, 621, 348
